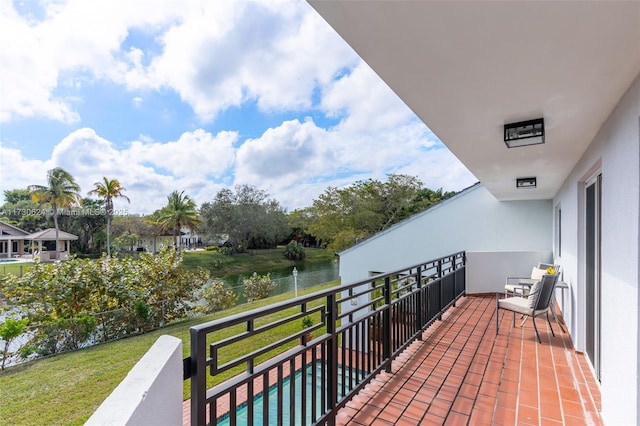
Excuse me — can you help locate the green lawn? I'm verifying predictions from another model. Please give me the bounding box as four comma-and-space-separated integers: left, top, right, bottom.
0, 280, 339, 426
0, 261, 33, 276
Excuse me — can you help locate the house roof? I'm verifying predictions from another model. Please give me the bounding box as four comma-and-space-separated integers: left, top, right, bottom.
308, 1, 640, 201
25, 228, 79, 241
0, 220, 30, 237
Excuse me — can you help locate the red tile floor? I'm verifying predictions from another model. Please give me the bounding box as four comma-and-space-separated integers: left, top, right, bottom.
184, 295, 602, 425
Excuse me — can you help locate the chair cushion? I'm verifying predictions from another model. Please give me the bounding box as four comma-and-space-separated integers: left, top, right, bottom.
504, 283, 530, 296
527, 279, 542, 308
498, 296, 532, 315
530, 267, 546, 280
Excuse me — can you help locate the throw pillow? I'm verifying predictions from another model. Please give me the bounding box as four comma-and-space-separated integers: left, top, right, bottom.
527, 279, 542, 308
530, 267, 546, 280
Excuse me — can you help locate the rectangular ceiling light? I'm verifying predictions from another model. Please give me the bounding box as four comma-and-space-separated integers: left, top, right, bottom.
504, 118, 544, 148
516, 177, 537, 188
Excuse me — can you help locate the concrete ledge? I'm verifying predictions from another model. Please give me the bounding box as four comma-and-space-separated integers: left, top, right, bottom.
86, 335, 183, 426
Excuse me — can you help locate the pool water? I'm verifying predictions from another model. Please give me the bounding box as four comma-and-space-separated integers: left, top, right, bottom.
0, 259, 19, 263
216, 363, 360, 426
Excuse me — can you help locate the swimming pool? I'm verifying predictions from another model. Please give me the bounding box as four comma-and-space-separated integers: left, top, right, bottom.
216, 363, 360, 426
0, 259, 19, 263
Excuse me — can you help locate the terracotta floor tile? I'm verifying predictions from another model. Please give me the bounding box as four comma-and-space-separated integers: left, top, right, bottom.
351, 406, 381, 424
561, 400, 586, 418
414, 386, 437, 404
518, 390, 538, 407
427, 405, 449, 419
479, 380, 499, 397
458, 383, 480, 399
469, 407, 493, 424
421, 413, 446, 425
451, 396, 474, 415
474, 394, 497, 412
493, 406, 516, 425
377, 401, 406, 423
444, 411, 469, 425
539, 401, 563, 423
436, 385, 457, 402
518, 404, 539, 425
404, 399, 429, 421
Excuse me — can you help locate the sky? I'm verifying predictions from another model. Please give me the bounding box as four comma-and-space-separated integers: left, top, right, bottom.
0, 0, 477, 215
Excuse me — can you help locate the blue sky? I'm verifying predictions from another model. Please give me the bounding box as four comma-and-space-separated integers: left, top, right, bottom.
0, 0, 476, 214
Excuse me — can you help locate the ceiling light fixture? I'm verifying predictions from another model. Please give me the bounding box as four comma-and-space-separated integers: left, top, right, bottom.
504, 118, 544, 148
516, 177, 537, 188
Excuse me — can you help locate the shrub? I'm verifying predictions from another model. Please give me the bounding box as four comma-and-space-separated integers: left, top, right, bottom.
243, 272, 275, 303
198, 280, 238, 314
283, 241, 306, 260
0, 247, 210, 360
0, 318, 28, 370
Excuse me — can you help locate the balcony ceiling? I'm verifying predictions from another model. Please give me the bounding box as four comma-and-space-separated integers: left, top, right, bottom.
309, 0, 640, 200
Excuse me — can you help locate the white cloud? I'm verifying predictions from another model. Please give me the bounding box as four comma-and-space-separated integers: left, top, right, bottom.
0, 0, 79, 122
1, 0, 357, 123
0, 145, 48, 192
138, 0, 357, 121
127, 129, 237, 178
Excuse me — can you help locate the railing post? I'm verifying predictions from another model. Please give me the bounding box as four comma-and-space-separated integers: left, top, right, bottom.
190, 327, 207, 426
383, 276, 392, 372
416, 267, 423, 337
437, 260, 443, 320
326, 294, 337, 426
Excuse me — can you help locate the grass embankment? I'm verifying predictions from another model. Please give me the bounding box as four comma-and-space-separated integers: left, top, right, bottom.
0, 279, 340, 426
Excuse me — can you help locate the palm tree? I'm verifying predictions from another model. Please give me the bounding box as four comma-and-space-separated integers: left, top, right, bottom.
28, 167, 81, 260
88, 177, 130, 257
157, 190, 199, 251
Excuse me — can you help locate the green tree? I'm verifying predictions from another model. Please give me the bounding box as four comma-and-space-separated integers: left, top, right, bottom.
407, 187, 457, 214
88, 177, 130, 257
306, 174, 451, 252
287, 208, 315, 247
200, 185, 290, 252
28, 167, 81, 260
56, 198, 105, 254
111, 214, 162, 252
1, 189, 48, 232
156, 191, 200, 251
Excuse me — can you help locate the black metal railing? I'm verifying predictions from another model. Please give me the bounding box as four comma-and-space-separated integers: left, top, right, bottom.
185, 251, 466, 426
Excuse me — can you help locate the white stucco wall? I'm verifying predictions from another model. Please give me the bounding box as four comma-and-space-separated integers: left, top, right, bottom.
85, 335, 183, 426
553, 71, 640, 425
339, 184, 553, 286
466, 251, 553, 294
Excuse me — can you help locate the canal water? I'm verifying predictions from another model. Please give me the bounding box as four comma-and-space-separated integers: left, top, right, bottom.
220, 259, 340, 303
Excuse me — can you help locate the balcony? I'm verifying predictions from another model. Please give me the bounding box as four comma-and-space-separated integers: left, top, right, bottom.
180, 302, 601, 425
180, 252, 600, 425
90, 251, 601, 425
329, 295, 601, 425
